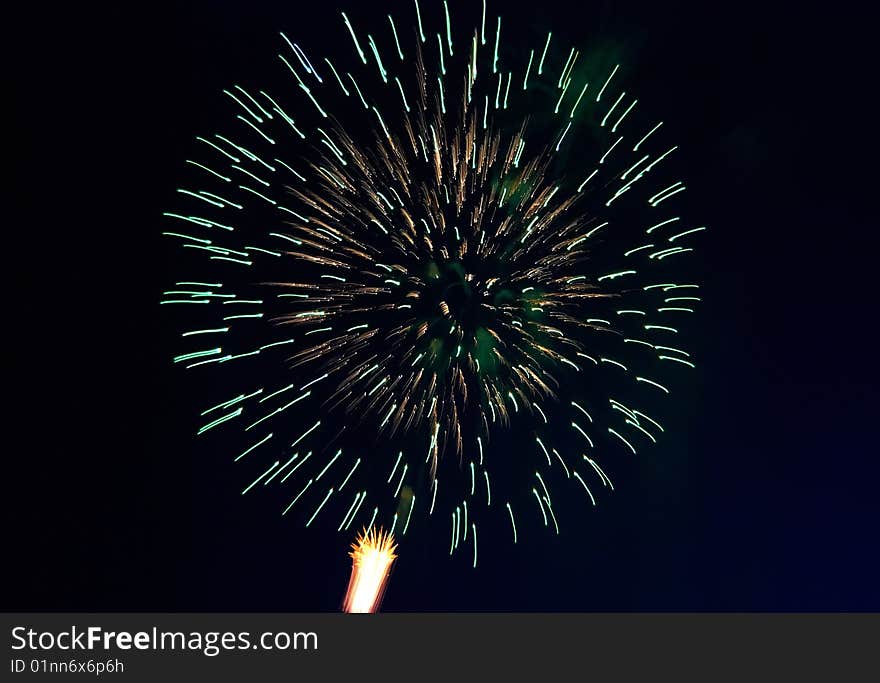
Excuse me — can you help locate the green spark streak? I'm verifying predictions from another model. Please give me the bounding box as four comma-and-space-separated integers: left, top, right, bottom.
471, 34, 478, 82
620, 154, 651, 180
626, 419, 657, 443
498, 502, 516, 545
472, 523, 478, 567
298, 83, 327, 118
306, 487, 334, 527
443, 1, 453, 56
182, 328, 229, 337
238, 86, 272, 118
569, 81, 589, 118
237, 115, 275, 144
381, 403, 398, 429
338, 458, 360, 491
388, 15, 404, 60
669, 226, 707, 241
341, 12, 367, 64
612, 99, 638, 133
198, 406, 243, 434
492, 16, 500, 73
646, 217, 680, 234
649, 182, 683, 204
238, 183, 276, 206
343, 492, 366, 530
558, 48, 575, 88
536, 437, 552, 466
186, 160, 230, 182
535, 471, 552, 505
414, 0, 425, 42
372, 106, 391, 140
572, 422, 594, 447
573, 472, 596, 505
338, 492, 361, 531
394, 464, 408, 498
555, 121, 572, 150
598, 270, 637, 281
280, 451, 312, 484
245, 391, 311, 431
523, 49, 534, 89
222, 313, 262, 320
608, 428, 636, 454
324, 58, 349, 96
282, 479, 313, 515
659, 355, 696, 368
449, 512, 456, 555
538, 32, 552, 75
596, 64, 619, 101
177, 188, 223, 208
259, 384, 293, 403
571, 401, 593, 422
387, 452, 403, 484
367, 35, 388, 83
624, 244, 655, 257
365, 506, 379, 535
554, 78, 570, 113
235, 433, 273, 462
173, 348, 221, 364
462, 501, 468, 542
342, 493, 365, 530
634, 121, 663, 152
533, 488, 548, 526
242, 461, 279, 495
544, 496, 560, 534
636, 376, 669, 393
196, 136, 240, 162
655, 247, 693, 260
601, 91, 626, 127
394, 77, 410, 112
202, 389, 263, 416
437, 77, 446, 114
481, 0, 487, 44
599, 135, 622, 163
291, 421, 320, 448
430, 478, 439, 514
315, 449, 342, 481
577, 169, 598, 192
403, 495, 415, 535
264, 454, 298, 485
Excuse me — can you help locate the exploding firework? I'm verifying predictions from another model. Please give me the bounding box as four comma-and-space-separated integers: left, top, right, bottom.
163, 0, 704, 562
342, 527, 398, 613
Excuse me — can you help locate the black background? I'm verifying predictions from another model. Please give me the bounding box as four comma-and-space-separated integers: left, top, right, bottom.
7, 0, 879, 611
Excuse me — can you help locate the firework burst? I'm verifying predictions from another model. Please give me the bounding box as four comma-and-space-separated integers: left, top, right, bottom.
163, 0, 704, 562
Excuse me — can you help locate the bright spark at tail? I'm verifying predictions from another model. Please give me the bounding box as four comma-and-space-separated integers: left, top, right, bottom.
342, 527, 398, 613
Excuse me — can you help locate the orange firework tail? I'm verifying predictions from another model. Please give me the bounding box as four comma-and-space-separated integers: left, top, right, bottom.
342, 527, 398, 613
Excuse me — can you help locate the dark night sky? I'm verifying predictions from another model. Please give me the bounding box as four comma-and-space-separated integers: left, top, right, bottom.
6, 0, 879, 611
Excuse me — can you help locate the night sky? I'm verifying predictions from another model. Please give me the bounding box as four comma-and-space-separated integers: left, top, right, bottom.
7, 0, 879, 611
